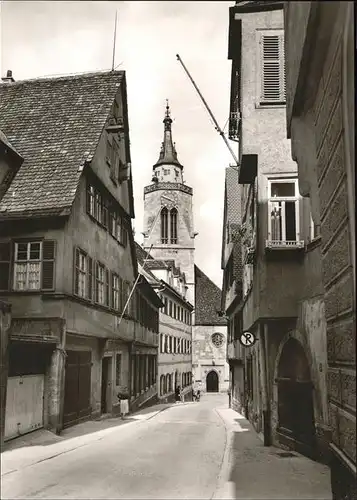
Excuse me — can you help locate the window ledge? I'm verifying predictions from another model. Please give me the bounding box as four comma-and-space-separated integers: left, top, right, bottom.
0, 289, 53, 295
305, 236, 322, 253
255, 103, 286, 109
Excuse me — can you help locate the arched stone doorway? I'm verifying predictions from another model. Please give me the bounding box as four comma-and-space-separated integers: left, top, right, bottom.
206, 370, 219, 392
276, 338, 316, 458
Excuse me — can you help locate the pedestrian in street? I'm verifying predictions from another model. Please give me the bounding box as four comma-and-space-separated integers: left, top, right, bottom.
118, 392, 129, 419
180, 387, 184, 403
175, 385, 181, 403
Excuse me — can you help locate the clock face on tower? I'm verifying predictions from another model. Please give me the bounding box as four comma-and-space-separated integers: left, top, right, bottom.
162, 190, 179, 207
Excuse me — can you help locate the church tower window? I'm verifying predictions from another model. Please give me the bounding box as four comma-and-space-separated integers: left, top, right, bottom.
170, 208, 178, 244
161, 207, 168, 244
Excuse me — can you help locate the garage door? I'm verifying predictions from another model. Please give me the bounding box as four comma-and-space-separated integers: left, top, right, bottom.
5, 375, 44, 441
63, 350, 92, 428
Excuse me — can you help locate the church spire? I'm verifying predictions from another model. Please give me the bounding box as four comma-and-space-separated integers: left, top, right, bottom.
153, 100, 184, 170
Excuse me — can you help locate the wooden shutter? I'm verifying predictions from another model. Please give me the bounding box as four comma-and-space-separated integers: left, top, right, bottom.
87, 256, 93, 300
121, 221, 128, 248
118, 276, 122, 312
106, 134, 113, 165
105, 268, 110, 306
74, 247, 79, 294
260, 33, 285, 104
0, 241, 11, 291
41, 240, 56, 290
111, 140, 120, 182
110, 272, 115, 309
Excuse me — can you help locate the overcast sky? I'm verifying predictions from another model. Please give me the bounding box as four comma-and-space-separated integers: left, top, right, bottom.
1, 0, 234, 288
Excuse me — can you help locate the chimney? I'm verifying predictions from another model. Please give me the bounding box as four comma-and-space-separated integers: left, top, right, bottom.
1, 70, 15, 84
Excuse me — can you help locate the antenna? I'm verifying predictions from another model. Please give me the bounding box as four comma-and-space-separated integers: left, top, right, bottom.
111, 10, 118, 71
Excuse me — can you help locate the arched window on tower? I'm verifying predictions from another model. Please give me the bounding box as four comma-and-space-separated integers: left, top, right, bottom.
170, 208, 178, 244
161, 207, 168, 244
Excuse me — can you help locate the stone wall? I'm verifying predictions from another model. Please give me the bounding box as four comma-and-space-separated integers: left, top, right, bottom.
285, 2, 355, 497
193, 325, 229, 392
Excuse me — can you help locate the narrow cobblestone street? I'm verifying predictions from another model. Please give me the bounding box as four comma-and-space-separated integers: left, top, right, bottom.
1, 395, 332, 500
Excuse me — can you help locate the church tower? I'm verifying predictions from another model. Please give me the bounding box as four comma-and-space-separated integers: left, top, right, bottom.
143, 102, 197, 305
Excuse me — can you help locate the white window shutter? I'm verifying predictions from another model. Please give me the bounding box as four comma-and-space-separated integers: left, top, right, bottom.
260, 33, 286, 104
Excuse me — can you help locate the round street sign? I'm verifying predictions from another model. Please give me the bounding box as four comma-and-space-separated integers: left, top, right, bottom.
239, 331, 257, 347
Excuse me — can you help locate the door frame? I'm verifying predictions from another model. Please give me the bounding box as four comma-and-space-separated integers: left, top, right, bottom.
101, 354, 113, 414
206, 369, 219, 392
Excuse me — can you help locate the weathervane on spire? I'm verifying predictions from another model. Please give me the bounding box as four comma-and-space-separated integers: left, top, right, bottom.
153, 101, 183, 169
165, 99, 171, 119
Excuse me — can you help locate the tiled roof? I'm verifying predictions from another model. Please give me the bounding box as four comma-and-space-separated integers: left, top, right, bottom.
145, 260, 168, 270
194, 265, 226, 325
135, 241, 153, 264
234, 1, 283, 12
134, 242, 157, 282
0, 129, 21, 157
0, 71, 124, 218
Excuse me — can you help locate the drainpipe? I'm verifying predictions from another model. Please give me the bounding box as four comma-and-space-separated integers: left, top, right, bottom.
259, 321, 271, 446
57, 319, 67, 435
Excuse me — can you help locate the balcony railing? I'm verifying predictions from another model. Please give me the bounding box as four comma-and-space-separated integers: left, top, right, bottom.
265, 240, 304, 250
144, 182, 193, 196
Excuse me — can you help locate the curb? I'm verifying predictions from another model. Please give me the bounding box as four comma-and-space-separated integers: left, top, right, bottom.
1, 403, 177, 476
211, 408, 231, 500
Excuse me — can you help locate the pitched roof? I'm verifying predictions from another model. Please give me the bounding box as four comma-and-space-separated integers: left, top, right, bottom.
134, 242, 158, 282
234, 1, 283, 12
194, 265, 226, 325
0, 70, 124, 219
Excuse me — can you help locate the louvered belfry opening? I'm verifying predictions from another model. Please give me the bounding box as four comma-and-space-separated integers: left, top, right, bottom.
161, 207, 168, 244
260, 33, 286, 105
170, 208, 178, 244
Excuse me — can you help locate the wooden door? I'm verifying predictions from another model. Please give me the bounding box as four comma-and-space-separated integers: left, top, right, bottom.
5, 375, 44, 440
101, 357, 109, 413
63, 350, 91, 428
